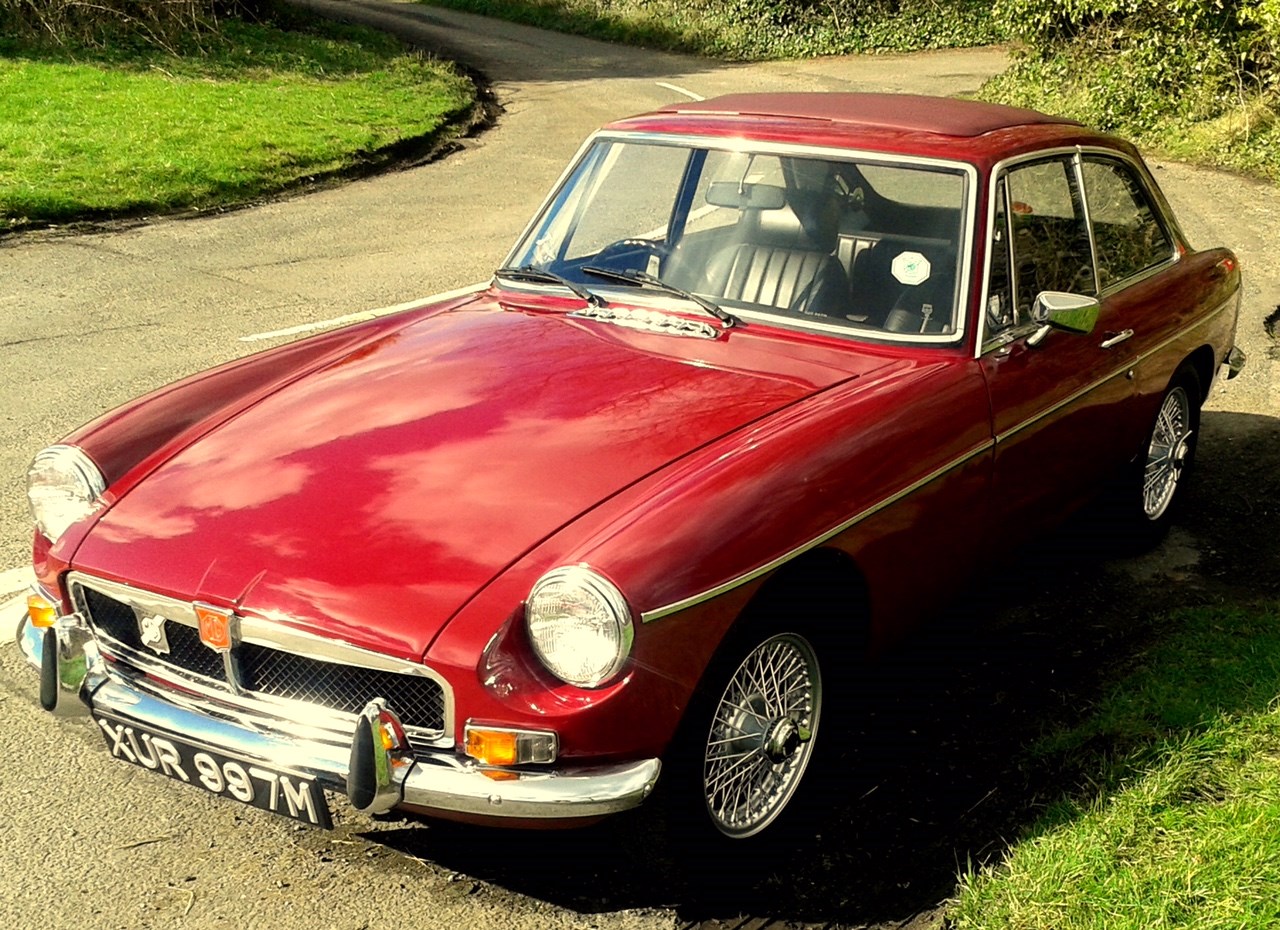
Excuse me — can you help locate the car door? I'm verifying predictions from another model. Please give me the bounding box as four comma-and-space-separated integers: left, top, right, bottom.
979, 154, 1138, 542
1076, 153, 1188, 451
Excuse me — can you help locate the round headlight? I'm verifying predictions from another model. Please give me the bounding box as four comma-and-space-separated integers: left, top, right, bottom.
526, 566, 633, 688
27, 444, 106, 542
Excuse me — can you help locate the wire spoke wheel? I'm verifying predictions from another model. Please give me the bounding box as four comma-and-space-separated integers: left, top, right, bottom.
1143, 385, 1192, 521
701, 632, 821, 838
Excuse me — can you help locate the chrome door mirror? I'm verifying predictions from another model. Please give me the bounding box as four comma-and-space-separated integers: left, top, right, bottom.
1033, 291, 1101, 334
1027, 292, 1101, 346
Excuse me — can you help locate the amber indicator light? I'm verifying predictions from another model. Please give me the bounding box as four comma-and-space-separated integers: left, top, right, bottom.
27, 594, 58, 629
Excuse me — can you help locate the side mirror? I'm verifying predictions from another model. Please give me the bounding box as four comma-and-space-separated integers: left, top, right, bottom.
1027, 292, 1101, 346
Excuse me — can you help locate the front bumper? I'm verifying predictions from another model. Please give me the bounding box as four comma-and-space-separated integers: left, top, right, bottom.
17, 608, 660, 823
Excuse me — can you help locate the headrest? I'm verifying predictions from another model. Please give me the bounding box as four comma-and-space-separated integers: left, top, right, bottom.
748, 188, 839, 252
786, 187, 841, 252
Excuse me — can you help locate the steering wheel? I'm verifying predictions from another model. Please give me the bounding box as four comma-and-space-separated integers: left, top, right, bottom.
592, 238, 670, 271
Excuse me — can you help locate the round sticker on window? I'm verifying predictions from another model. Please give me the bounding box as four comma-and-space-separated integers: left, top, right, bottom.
891, 251, 931, 286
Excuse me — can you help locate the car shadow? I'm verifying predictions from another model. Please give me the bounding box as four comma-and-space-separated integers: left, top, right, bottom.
363, 409, 1280, 927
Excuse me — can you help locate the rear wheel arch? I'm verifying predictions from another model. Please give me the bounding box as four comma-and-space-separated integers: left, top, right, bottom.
1182, 344, 1216, 405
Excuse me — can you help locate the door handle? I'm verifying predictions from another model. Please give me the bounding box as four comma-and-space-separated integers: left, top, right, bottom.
1100, 329, 1134, 349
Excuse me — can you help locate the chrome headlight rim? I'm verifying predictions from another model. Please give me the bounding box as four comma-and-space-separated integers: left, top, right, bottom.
526, 565, 634, 689
27, 444, 107, 543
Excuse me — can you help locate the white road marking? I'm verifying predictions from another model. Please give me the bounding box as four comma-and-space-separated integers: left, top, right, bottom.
655, 82, 705, 101
0, 565, 34, 598
2, 593, 27, 642
239, 283, 487, 343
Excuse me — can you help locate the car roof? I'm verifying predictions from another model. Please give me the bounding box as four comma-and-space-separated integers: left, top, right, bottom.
653, 93, 1082, 138
604, 92, 1115, 168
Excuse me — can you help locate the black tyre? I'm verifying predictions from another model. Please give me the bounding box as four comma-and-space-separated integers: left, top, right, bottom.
1127, 366, 1201, 538
660, 619, 835, 858
699, 630, 823, 838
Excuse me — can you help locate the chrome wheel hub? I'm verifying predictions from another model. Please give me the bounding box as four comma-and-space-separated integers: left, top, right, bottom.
1144, 386, 1192, 521
702, 632, 821, 838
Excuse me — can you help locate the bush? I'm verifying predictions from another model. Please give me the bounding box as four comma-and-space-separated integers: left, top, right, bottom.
0, 0, 256, 48
422, 0, 1005, 60
992, 0, 1280, 131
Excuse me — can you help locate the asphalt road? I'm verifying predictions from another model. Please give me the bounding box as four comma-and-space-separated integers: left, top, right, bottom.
1, 2, 1278, 928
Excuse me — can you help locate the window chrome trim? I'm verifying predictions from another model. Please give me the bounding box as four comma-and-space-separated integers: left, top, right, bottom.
1073, 154, 1103, 296
503, 129, 980, 348
640, 437, 993, 623
975, 145, 1182, 359
68, 572, 455, 747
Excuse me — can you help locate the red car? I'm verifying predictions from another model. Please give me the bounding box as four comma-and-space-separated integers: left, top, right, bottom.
20, 94, 1244, 846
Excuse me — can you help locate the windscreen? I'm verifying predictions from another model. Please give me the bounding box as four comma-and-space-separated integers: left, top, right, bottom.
507, 139, 971, 341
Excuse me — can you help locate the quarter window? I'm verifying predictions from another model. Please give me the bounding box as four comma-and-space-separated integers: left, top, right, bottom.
986, 158, 1095, 338
1081, 158, 1174, 288
1005, 159, 1096, 318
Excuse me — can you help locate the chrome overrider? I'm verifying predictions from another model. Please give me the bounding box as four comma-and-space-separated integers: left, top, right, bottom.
17, 601, 661, 822
1224, 345, 1246, 380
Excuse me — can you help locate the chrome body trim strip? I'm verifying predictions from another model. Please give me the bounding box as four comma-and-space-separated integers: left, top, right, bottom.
640, 437, 994, 623
992, 294, 1236, 446
641, 286, 1235, 625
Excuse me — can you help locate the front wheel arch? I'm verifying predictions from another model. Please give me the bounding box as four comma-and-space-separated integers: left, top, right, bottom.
735, 546, 871, 655
657, 547, 870, 848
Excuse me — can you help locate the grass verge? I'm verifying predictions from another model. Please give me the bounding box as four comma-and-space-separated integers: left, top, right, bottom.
950, 601, 1280, 929
0, 15, 476, 230
419, 0, 1004, 60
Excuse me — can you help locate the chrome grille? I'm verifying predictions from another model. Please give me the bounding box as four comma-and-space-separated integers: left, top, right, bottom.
74, 580, 448, 740
80, 587, 143, 651
164, 622, 225, 680
239, 643, 447, 731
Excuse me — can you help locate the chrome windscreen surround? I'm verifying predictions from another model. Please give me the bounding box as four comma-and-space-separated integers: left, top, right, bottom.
67, 573, 454, 752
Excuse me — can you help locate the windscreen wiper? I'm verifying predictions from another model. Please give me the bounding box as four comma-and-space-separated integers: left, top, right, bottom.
494, 265, 603, 307
580, 266, 736, 327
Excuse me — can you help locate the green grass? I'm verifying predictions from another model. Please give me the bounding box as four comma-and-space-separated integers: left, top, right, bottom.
950, 602, 1280, 929
0, 18, 475, 228
420, 0, 1005, 60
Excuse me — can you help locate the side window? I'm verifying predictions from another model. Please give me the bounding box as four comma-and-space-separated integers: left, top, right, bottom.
1004, 158, 1096, 321
1081, 158, 1174, 288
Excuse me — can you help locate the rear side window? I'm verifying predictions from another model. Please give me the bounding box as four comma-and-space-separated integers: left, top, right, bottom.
1081, 158, 1174, 288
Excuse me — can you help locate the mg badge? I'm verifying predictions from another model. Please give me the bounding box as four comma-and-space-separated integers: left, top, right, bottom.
137, 613, 171, 655
194, 603, 237, 653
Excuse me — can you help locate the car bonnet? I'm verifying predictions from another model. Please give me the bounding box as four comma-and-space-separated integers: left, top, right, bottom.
70, 296, 887, 660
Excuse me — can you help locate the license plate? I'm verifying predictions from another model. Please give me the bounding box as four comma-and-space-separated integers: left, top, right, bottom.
93, 713, 332, 828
